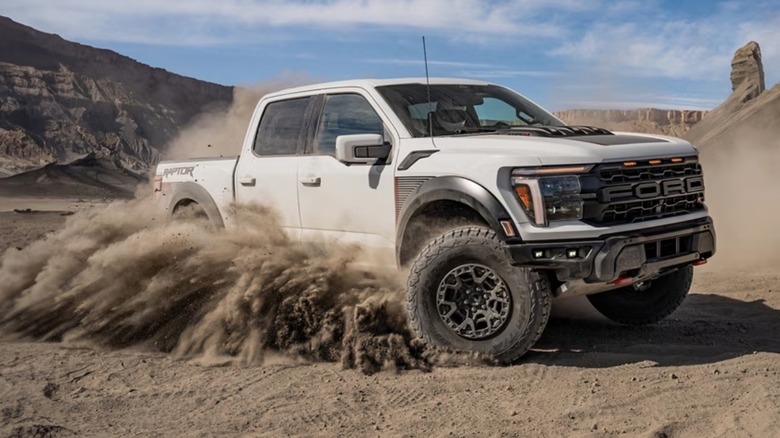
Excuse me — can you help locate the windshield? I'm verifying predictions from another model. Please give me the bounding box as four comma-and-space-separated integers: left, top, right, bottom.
376, 84, 564, 137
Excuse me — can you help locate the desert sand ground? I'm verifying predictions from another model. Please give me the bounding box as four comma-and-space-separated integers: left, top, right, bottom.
0, 201, 777, 437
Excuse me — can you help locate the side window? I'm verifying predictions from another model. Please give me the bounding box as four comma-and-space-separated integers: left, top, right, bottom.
314, 94, 384, 156
253, 97, 310, 156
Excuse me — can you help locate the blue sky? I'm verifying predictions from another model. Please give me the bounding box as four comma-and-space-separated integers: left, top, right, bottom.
3, 0, 779, 110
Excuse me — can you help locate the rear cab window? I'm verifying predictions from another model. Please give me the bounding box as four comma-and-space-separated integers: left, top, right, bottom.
253, 97, 312, 156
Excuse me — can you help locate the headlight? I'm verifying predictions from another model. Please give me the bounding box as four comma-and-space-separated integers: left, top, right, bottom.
512, 165, 592, 226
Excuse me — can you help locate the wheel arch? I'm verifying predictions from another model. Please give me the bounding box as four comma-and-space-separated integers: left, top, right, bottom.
396, 176, 519, 265
168, 182, 225, 228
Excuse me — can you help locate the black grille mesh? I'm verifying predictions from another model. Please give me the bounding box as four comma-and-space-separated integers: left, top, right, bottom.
583, 158, 706, 226
598, 161, 702, 183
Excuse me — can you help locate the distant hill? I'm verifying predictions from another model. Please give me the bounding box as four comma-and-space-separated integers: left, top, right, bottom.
0, 16, 233, 176
555, 108, 707, 137
0, 153, 146, 198
686, 84, 779, 149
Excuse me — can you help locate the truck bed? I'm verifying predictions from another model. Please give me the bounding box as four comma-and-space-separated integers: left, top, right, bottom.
154, 156, 239, 222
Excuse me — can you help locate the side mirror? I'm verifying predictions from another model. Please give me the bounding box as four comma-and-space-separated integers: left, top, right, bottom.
335, 134, 390, 164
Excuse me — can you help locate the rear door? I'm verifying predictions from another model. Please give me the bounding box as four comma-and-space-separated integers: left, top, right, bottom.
234, 96, 315, 239
297, 91, 397, 265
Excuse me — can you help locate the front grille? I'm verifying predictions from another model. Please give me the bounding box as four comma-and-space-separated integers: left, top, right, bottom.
582, 158, 706, 226
598, 160, 702, 184
601, 193, 702, 224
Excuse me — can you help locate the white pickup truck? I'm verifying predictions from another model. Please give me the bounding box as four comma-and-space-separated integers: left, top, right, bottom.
154, 78, 716, 362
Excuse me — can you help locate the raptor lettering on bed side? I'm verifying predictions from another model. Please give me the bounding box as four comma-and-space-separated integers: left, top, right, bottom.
163, 166, 195, 178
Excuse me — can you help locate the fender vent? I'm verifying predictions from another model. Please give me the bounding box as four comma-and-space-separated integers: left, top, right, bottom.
395, 176, 432, 220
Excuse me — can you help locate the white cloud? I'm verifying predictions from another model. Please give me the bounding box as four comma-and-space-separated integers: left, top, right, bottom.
552, 1, 779, 83
2, 0, 777, 108
365, 59, 561, 80
553, 21, 732, 80
367, 59, 502, 69
0, 0, 591, 45
739, 14, 780, 86
459, 70, 561, 79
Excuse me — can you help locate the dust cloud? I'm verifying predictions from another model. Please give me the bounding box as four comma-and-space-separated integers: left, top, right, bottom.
165, 75, 313, 160
0, 197, 487, 374
699, 129, 780, 270
0, 76, 490, 374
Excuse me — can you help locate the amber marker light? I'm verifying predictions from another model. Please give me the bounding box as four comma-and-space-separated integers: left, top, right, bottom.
623, 161, 637, 167
514, 184, 534, 211
671, 157, 684, 163
499, 220, 516, 237
649, 159, 662, 165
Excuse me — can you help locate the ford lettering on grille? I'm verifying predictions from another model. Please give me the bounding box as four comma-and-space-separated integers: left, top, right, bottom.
600, 176, 705, 203
580, 159, 706, 226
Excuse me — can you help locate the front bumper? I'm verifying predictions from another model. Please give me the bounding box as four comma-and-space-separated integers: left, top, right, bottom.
507, 217, 716, 283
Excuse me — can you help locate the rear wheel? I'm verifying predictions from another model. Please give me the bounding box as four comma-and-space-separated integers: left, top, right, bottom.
172, 201, 208, 221
406, 226, 551, 363
172, 201, 222, 229
586, 265, 694, 326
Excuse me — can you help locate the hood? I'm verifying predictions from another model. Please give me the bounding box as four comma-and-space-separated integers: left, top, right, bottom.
431, 131, 698, 165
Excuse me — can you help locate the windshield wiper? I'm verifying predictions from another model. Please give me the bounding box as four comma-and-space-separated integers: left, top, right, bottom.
433, 127, 500, 136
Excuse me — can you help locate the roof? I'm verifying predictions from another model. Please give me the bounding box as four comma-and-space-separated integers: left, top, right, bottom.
263, 77, 492, 98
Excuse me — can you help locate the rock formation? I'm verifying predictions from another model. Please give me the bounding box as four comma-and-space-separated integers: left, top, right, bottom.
560, 41, 770, 140
730, 41, 765, 99
0, 16, 233, 176
686, 41, 768, 145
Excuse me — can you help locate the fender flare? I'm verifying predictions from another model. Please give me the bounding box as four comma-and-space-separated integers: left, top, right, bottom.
395, 176, 519, 263
168, 182, 225, 228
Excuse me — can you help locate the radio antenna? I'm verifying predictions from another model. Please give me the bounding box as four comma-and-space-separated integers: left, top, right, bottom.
422, 36, 434, 140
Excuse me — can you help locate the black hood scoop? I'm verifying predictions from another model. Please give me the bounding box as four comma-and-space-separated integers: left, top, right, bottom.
571, 134, 669, 145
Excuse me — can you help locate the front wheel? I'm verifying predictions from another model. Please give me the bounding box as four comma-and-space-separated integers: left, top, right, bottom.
586, 265, 694, 326
406, 226, 551, 364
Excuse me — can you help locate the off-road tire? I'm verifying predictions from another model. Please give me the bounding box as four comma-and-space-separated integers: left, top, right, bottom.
406, 226, 552, 364
586, 265, 694, 326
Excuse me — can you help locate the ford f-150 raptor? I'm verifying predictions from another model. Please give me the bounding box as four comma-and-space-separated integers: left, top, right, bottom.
154, 78, 716, 363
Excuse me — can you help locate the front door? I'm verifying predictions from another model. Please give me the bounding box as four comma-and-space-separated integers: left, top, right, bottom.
234, 96, 314, 239
297, 92, 397, 266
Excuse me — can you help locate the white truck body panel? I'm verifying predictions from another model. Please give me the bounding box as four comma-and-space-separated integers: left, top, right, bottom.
234, 155, 302, 238
152, 77, 717, 359
154, 77, 713, 274
155, 157, 236, 224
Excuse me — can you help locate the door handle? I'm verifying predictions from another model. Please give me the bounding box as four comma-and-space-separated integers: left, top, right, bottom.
300, 176, 321, 187
239, 175, 256, 186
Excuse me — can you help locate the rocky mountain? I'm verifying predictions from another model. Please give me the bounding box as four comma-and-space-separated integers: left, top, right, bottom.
0, 16, 233, 176
555, 108, 707, 136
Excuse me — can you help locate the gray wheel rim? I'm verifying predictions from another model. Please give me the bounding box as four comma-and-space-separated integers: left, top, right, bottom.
436, 263, 512, 340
